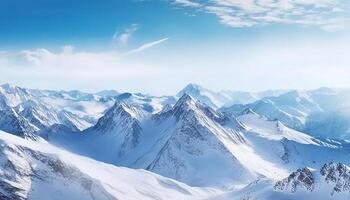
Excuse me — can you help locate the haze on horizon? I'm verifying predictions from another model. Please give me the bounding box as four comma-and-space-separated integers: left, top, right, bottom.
0, 0, 350, 95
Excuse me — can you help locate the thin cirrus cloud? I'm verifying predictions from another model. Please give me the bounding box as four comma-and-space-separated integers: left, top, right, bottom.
112, 24, 139, 45
172, 0, 349, 31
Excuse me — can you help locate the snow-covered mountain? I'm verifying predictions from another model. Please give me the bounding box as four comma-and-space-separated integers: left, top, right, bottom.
222, 88, 350, 140
2, 83, 350, 199
177, 83, 225, 108
15, 99, 91, 131
0, 95, 38, 140
0, 83, 110, 131
47, 94, 253, 187
46, 93, 350, 190
0, 83, 175, 138
143, 94, 252, 186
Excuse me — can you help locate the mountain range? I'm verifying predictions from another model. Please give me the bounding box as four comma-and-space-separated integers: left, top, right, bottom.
1, 83, 350, 199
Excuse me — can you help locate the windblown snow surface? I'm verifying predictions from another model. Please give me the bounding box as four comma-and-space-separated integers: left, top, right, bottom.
0, 131, 219, 200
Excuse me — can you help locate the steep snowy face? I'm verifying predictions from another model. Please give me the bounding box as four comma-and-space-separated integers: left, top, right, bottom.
77, 101, 144, 161
0, 131, 218, 200
92, 101, 142, 133
0, 97, 38, 140
146, 94, 251, 187
0, 108, 37, 140
0, 83, 32, 107
170, 94, 243, 130
16, 99, 91, 131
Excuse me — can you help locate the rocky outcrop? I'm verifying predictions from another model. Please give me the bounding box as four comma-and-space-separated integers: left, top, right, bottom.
275, 162, 350, 196
274, 168, 315, 192
321, 162, 350, 195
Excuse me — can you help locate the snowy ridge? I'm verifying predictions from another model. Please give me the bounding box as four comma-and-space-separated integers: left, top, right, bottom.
0, 96, 38, 140
16, 99, 90, 131
222, 88, 350, 140
177, 83, 286, 108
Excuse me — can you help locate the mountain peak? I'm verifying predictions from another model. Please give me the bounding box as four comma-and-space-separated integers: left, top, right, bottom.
184, 83, 202, 90
91, 101, 141, 133
174, 93, 195, 109
176, 83, 221, 108
177, 83, 204, 97
0, 83, 25, 92
240, 107, 258, 116
111, 101, 137, 118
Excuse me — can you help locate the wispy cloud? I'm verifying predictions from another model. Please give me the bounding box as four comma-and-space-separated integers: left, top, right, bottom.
0, 45, 163, 84
112, 24, 139, 45
174, 0, 201, 8
125, 38, 169, 55
170, 0, 349, 31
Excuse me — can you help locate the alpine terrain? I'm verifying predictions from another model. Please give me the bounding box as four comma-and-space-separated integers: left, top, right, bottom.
1, 83, 350, 200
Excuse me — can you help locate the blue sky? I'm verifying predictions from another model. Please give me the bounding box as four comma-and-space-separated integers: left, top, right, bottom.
0, 0, 350, 95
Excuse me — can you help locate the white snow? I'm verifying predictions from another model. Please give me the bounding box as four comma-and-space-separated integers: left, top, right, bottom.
0, 131, 220, 200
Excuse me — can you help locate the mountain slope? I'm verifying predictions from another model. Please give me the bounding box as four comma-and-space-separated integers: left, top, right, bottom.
141, 94, 252, 187
235, 109, 350, 172
0, 131, 218, 200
